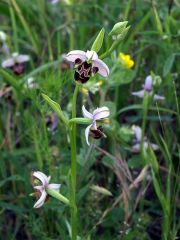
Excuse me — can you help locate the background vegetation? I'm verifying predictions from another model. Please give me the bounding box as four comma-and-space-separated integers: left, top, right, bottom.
0, 0, 180, 239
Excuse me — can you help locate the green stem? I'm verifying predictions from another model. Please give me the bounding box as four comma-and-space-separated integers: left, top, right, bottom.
69, 118, 91, 125
140, 91, 149, 161
70, 84, 79, 240
46, 188, 70, 205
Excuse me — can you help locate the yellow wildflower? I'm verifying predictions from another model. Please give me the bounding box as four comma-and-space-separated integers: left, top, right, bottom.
118, 52, 134, 69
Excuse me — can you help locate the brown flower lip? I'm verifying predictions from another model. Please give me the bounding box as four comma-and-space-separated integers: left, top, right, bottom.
74, 60, 99, 84
90, 126, 104, 139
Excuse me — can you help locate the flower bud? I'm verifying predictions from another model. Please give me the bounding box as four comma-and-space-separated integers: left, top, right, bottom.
109, 21, 128, 36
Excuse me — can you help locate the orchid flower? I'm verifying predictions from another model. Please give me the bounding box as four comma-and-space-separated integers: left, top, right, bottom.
82, 105, 110, 145
132, 75, 165, 100
132, 125, 158, 152
32, 171, 61, 208
66, 50, 109, 83
2, 52, 29, 75
50, 0, 59, 4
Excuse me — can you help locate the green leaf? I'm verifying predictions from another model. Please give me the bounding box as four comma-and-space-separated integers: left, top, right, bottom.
0, 69, 21, 91
152, 6, 163, 36
91, 28, 105, 53
163, 54, 175, 77
111, 68, 135, 86
90, 185, 113, 196
42, 93, 68, 126
148, 146, 159, 173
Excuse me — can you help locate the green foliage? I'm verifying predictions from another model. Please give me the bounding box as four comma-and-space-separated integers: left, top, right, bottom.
0, 0, 180, 239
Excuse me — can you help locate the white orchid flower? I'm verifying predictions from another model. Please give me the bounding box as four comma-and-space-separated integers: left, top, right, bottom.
82, 105, 110, 145
2, 52, 29, 68
66, 50, 109, 83
132, 75, 165, 100
32, 171, 61, 208
132, 125, 158, 152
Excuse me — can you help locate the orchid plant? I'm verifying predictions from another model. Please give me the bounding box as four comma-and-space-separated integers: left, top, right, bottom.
35, 21, 130, 240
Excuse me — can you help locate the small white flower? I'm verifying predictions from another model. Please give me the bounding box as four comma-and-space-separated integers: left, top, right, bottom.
132, 125, 158, 152
0, 31, 7, 42
66, 50, 109, 77
82, 105, 110, 145
25, 77, 38, 89
132, 75, 165, 100
32, 171, 61, 208
2, 52, 30, 68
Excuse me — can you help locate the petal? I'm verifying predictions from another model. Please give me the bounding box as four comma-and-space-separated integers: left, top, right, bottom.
154, 94, 165, 100
66, 50, 86, 63
85, 124, 92, 146
48, 183, 61, 192
82, 105, 93, 119
33, 171, 49, 186
34, 185, 44, 191
2, 58, 14, 68
51, 0, 59, 4
132, 89, 145, 98
132, 125, 142, 142
93, 106, 110, 121
33, 190, 47, 208
144, 75, 153, 90
92, 59, 109, 77
151, 143, 159, 151
132, 143, 140, 152
86, 50, 98, 60
47, 176, 51, 183
16, 55, 30, 63
143, 141, 149, 150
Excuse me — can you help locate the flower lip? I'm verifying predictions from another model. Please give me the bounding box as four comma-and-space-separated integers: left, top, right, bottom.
82, 105, 110, 145
90, 126, 104, 139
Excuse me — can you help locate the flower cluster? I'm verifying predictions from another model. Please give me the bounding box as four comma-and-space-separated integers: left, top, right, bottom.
66, 49, 110, 145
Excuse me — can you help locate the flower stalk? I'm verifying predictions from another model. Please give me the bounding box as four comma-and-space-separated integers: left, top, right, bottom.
140, 91, 149, 160
46, 188, 70, 205
69, 83, 79, 240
